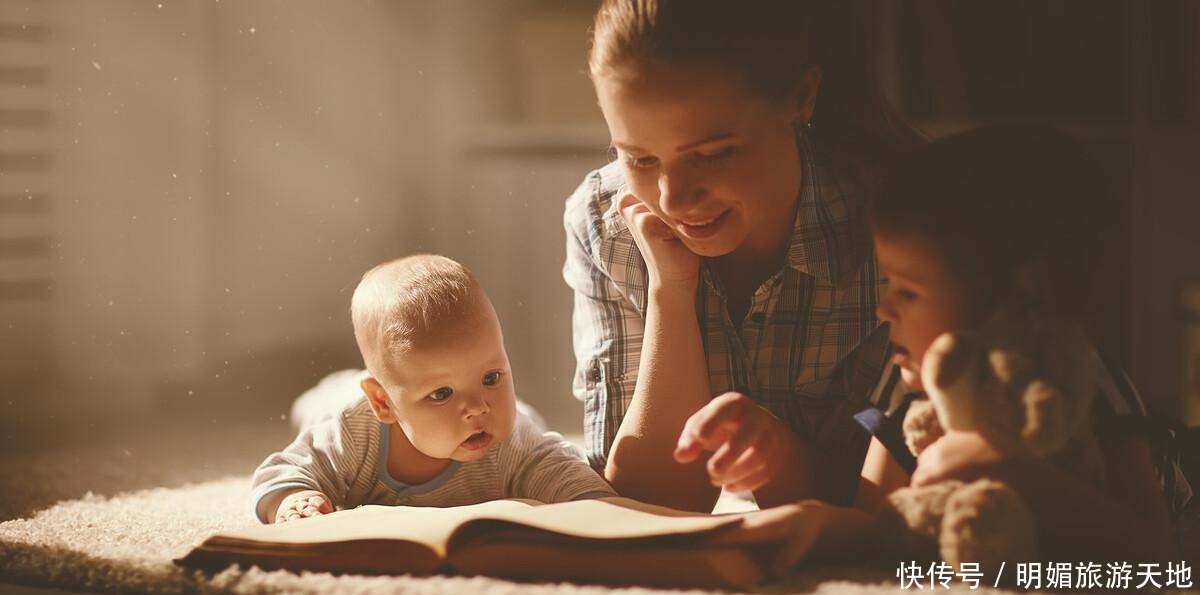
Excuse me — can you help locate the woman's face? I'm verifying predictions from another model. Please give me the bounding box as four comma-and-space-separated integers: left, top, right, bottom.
594, 65, 815, 259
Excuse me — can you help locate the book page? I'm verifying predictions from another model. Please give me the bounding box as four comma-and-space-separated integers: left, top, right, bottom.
446, 497, 743, 547
202, 499, 543, 554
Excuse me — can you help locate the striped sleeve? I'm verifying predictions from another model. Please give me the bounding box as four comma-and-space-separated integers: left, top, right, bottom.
563, 167, 643, 472
499, 412, 617, 502
248, 408, 369, 523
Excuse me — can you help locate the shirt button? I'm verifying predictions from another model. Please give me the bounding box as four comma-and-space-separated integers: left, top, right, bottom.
750, 312, 767, 324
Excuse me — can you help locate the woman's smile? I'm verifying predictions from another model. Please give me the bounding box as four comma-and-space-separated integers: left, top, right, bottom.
676, 208, 732, 239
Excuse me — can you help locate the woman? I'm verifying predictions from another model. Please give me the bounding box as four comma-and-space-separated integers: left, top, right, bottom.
563, 0, 921, 513
562, 3, 1186, 570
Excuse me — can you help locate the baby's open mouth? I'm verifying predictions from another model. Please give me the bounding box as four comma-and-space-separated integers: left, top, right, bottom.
460, 431, 492, 451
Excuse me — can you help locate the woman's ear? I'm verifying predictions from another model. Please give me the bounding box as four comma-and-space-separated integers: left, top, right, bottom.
361, 376, 397, 423
791, 65, 822, 127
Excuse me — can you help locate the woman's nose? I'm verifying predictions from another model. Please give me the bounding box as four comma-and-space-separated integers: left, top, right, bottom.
657, 167, 702, 219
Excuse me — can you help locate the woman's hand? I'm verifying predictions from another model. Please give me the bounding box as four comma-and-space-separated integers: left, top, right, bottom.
710, 500, 878, 578
674, 392, 798, 492
911, 430, 1004, 486
616, 192, 700, 292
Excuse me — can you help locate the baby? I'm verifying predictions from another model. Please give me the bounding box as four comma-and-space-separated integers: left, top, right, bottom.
251, 254, 614, 523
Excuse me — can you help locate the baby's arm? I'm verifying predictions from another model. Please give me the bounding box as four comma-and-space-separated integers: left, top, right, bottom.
854, 436, 911, 511
503, 414, 616, 502
259, 488, 333, 524
250, 413, 364, 523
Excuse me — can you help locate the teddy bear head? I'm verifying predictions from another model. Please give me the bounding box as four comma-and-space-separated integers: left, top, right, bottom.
916, 300, 1096, 458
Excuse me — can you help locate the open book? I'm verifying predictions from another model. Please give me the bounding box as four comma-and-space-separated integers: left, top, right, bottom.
177, 497, 767, 589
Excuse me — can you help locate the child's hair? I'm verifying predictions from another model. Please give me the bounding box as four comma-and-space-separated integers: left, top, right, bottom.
350, 254, 480, 378
868, 125, 1109, 329
587, 0, 923, 168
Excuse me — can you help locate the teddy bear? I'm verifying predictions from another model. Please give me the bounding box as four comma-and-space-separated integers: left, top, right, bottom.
877, 298, 1106, 575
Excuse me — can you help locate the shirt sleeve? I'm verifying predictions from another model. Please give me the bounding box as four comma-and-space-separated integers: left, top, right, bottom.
248, 410, 367, 523
852, 354, 922, 475
562, 170, 642, 471
501, 412, 617, 502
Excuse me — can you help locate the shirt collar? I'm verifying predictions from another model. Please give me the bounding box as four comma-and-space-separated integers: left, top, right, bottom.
785, 135, 870, 285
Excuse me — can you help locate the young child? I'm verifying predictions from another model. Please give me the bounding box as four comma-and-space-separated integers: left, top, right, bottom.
697, 126, 1187, 574
251, 254, 614, 524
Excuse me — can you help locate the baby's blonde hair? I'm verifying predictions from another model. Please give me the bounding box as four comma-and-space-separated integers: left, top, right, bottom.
350, 254, 480, 379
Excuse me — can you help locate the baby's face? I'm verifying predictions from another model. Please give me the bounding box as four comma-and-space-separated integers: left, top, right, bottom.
873, 231, 979, 391
384, 302, 517, 462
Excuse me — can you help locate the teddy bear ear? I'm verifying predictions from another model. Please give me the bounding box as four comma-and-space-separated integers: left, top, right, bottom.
1020, 380, 1070, 456
988, 350, 1032, 385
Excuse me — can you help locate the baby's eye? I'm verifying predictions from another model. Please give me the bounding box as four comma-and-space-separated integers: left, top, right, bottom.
427, 387, 453, 402
482, 371, 502, 387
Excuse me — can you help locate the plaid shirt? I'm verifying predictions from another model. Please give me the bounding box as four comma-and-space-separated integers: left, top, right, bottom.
563, 138, 889, 471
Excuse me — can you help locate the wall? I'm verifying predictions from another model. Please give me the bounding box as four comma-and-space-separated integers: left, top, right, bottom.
5, 1, 605, 434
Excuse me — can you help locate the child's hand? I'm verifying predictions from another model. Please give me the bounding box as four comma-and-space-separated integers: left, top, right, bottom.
615, 192, 700, 292
911, 430, 1004, 486
274, 489, 333, 523
673, 392, 797, 492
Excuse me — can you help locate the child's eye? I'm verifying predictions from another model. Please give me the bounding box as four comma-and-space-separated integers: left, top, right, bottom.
481, 371, 502, 387
895, 289, 919, 301
427, 387, 453, 402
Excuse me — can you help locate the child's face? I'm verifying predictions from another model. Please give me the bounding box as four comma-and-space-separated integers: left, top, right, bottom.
372, 300, 517, 462
873, 231, 979, 391
593, 64, 816, 259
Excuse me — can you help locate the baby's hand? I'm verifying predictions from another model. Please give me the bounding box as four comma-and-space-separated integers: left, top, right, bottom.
673, 392, 797, 492
274, 490, 333, 523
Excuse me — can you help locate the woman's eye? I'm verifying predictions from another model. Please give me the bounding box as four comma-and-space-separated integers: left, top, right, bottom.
896, 289, 918, 301
623, 154, 659, 170
427, 387, 453, 402
482, 371, 502, 387
688, 147, 736, 170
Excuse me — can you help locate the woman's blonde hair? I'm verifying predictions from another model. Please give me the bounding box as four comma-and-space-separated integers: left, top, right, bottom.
588, 0, 922, 169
